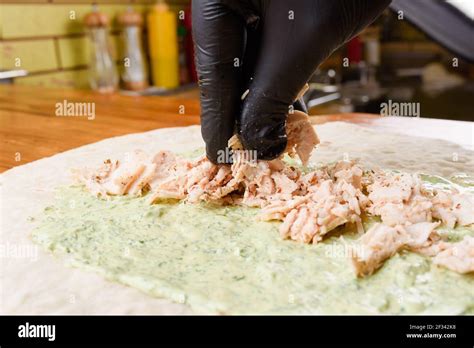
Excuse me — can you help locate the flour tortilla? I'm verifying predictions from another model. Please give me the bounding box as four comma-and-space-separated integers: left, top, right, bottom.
1, 121, 473, 314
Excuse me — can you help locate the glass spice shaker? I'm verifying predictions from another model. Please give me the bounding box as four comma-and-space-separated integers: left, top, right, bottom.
118, 8, 148, 91
84, 6, 118, 93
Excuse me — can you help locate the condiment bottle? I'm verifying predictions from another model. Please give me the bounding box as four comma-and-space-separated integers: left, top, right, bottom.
147, 1, 179, 89
84, 6, 118, 93
118, 8, 148, 91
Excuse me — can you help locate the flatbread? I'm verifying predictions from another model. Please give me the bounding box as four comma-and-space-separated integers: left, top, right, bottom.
1, 121, 473, 314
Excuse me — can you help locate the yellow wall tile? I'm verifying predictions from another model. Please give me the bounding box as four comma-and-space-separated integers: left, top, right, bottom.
0, 5, 86, 38
0, 4, 147, 39
1, 1, 48, 3
52, 1, 132, 3
14, 69, 90, 89
57, 36, 89, 69
57, 34, 119, 69
0, 39, 58, 72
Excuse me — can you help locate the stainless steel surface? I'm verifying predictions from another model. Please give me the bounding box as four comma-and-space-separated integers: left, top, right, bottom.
0, 70, 28, 80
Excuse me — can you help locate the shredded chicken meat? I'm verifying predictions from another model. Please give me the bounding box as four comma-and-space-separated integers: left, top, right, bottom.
76, 130, 473, 278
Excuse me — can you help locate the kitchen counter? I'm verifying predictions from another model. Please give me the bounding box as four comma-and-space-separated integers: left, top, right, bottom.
0, 85, 200, 172
0, 85, 472, 172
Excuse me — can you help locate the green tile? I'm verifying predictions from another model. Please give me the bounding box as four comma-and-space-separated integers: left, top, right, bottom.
57, 33, 119, 69
14, 69, 90, 89
0, 39, 58, 72
57, 36, 89, 68
0, 4, 147, 39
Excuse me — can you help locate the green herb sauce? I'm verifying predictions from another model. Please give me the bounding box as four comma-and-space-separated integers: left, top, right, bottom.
31, 182, 474, 314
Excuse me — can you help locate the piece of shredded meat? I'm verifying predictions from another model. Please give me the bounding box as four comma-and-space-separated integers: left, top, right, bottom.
284, 110, 320, 166
432, 236, 474, 274
351, 221, 441, 277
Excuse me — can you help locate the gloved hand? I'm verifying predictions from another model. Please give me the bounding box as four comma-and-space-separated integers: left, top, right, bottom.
192, 0, 391, 163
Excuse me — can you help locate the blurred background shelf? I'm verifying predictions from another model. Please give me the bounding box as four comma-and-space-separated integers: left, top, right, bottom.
1, 0, 473, 122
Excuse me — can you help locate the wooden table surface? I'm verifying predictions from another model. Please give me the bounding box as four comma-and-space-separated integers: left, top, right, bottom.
1, 85, 472, 173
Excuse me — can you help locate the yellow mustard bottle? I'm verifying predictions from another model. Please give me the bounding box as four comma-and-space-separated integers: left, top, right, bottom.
147, 1, 179, 89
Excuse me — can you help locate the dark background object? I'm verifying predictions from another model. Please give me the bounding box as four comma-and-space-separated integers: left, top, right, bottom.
390, 0, 474, 62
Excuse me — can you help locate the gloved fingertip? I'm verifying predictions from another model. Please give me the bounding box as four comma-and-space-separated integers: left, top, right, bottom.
239, 124, 288, 161
294, 97, 308, 114
206, 146, 233, 165
257, 139, 288, 161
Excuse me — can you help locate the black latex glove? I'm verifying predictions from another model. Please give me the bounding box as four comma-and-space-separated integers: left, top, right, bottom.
192, 0, 391, 164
